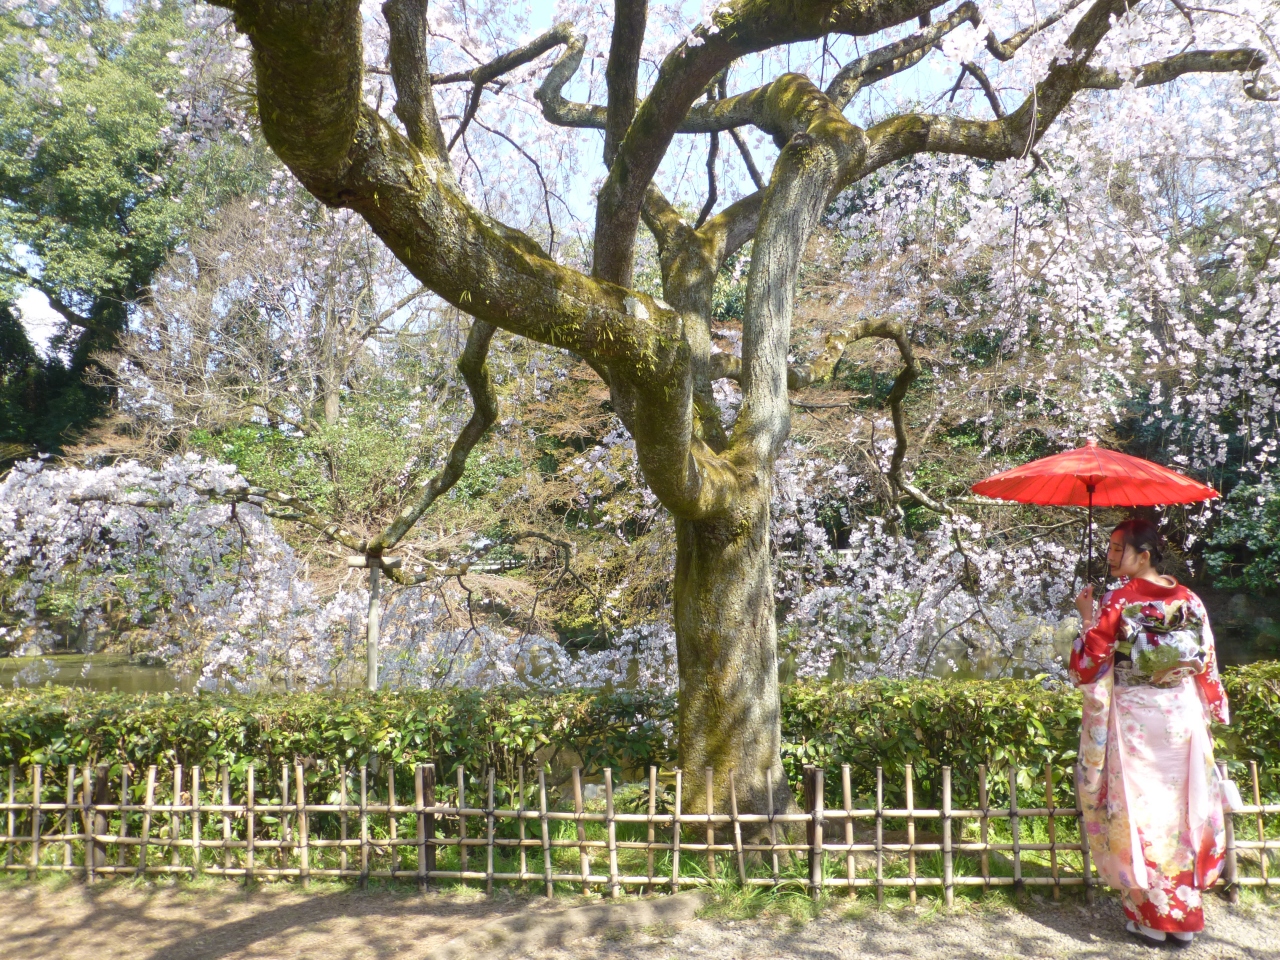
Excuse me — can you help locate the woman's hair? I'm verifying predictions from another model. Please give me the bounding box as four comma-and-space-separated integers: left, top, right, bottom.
1112, 518, 1163, 565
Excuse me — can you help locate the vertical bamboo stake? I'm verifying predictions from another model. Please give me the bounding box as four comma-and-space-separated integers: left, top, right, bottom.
942, 766, 953, 910
220, 766, 231, 874
1075, 764, 1094, 904
671, 768, 682, 894
6, 766, 14, 870
278, 763, 288, 873
136, 765, 156, 878
82, 767, 96, 883
424, 763, 436, 882
705, 767, 717, 879
874, 766, 884, 906
537, 768, 552, 898
297, 764, 309, 888
604, 768, 619, 899
117, 767, 130, 870
646, 766, 657, 893
1009, 768, 1022, 891
842, 764, 855, 899
170, 764, 182, 869
339, 766, 349, 876
729, 769, 746, 885
517, 767, 528, 882
1045, 767, 1059, 899
388, 765, 399, 879
905, 764, 916, 905
246, 765, 256, 884
978, 764, 989, 891
63, 764, 76, 871
485, 768, 495, 896
1220, 762, 1239, 904
192, 766, 202, 878
811, 767, 825, 901
766, 768, 779, 884
571, 767, 588, 894
359, 766, 369, 888
456, 766, 468, 881
1251, 761, 1268, 888
29, 764, 41, 879
415, 765, 427, 891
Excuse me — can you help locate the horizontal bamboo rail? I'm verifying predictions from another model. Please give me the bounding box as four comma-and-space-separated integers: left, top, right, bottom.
0, 759, 1274, 902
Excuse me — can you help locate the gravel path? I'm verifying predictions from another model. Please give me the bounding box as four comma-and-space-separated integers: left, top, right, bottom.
0, 881, 1275, 960
526, 896, 1280, 960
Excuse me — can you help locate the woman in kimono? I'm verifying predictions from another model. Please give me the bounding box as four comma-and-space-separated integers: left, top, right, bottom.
1071, 519, 1228, 946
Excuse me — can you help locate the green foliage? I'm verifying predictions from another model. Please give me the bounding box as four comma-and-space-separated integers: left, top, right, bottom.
1206, 480, 1280, 595
0, 0, 268, 448
3, 665, 1276, 802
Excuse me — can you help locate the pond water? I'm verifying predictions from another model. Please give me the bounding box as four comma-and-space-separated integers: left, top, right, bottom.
2, 590, 1276, 694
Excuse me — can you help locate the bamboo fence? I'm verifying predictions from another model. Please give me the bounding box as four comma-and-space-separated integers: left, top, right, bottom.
2, 759, 1276, 905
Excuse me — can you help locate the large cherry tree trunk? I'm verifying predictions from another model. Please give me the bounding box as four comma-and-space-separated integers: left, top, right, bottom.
673, 482, 791, 814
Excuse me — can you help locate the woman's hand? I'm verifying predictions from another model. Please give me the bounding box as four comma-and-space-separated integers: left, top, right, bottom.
1075, 586, 1097, 631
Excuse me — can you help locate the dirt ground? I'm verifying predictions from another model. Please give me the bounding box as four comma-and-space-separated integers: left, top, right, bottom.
0, 880, 1276, 960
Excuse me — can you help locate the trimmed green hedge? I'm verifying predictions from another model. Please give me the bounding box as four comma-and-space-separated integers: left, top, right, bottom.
0, 662, 1276, 805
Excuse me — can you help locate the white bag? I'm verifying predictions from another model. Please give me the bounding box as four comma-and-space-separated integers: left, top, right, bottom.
1221, 778, 1245, 813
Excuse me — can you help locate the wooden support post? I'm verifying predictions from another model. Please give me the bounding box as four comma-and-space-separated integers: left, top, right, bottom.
1220, 762, 1239, 904
246, 765, 256, 884
646, 766, 657, 893
456, 766, 468, 881
942, 766, 954, 910
978, 764, 990, 891
1045, 767, 1059, 899
6, 766, 14, 870
388, 765, 399, 879
810, 767, 825, 901
1251, 761, 1268, 888
671, 768, 682, 894
415, 765, 427, 891
297, 764, 309, 888
359, 766, 369, 888
117, 768, 130, 870
705, 767, 717, 879
29, 764, 41, 879
537, 768, 552, 898
906, 764, 916, 905
279, 763, 289, 873
842, 764, 855, 899
729, 768, 746, 885
766, 768, 779, 884
63, 764, 76, 871
85, 765, 106, 883
604, 768, 619, 899
191, 766, 202, 878
571, 767, 588, 894
517, 767, 528, 883
485, 768, 495, 896
339, 766, 349, 876
1009, 767, 1022, 892
221, 766, 231, 874
170, 764, 182, 869
135, 765, 156, 877
424, 763, 437, 882
875, 766, 884, 906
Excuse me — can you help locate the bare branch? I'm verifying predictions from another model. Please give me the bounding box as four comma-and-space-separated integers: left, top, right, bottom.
431, 23, 577, 86
0, 264, 93, 330
985, 0, 1089, 61
383, 0, 449, 156
694, 132, 720, 228
727, 127, 766, 189
964, 61, 1005, 117
1081, 48, 1267, 90
605, 0, 648, 165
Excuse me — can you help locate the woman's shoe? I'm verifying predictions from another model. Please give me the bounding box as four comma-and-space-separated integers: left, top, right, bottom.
1169, 931, 1195, 947
1126, 920, 1168, 946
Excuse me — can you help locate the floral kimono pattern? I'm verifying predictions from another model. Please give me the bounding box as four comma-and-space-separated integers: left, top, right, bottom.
1070, 577, 1228, 933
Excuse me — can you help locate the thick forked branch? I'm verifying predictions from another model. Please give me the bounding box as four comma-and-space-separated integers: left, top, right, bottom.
605, 0, 648, 164
384, 0, 448, 155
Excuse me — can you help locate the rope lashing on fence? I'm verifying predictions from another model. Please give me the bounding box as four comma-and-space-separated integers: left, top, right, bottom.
2, 760, 1275, 902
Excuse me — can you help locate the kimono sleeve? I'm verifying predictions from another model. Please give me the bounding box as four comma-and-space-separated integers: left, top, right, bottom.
1194, 616, 1230, 725
1069, 589, 1123, 686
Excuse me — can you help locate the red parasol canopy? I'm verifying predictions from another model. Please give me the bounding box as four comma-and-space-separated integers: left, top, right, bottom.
970, 440, 1218, 583
970, 440, 1219, 508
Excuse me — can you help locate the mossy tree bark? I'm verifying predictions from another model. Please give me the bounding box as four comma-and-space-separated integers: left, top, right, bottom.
211, 0, 1265, 811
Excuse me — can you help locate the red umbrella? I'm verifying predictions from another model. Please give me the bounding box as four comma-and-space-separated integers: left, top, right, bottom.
971, 440, 1219, 582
